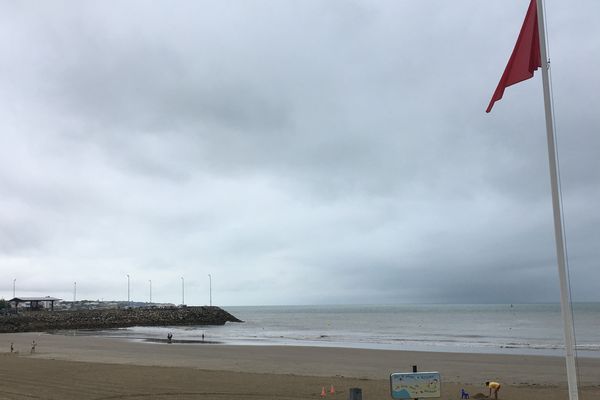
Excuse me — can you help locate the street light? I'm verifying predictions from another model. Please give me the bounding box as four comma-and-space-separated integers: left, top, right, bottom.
149, 280, 152, 304
208, 274, 212, 306
126, 274, 130, 305
181, 276, 185, 306
74, 282, 77, 302
13, 278, 16, 298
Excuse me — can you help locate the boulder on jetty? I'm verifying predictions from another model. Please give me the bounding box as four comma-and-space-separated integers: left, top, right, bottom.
0, 306, 242, 333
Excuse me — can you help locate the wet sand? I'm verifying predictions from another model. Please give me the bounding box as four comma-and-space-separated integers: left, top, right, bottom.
1, 332, 599, 399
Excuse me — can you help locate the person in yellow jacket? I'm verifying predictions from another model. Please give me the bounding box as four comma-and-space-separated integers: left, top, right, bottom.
485, 381, 501, 399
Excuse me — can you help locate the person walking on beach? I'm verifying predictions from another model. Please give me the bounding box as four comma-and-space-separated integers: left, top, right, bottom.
167, 332, 173, 344
30, 340, 36, 354
485, 381, 501, 400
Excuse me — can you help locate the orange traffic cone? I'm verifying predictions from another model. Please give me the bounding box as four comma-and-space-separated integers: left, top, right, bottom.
330, 385, 335, 394
320, 387, 326, 397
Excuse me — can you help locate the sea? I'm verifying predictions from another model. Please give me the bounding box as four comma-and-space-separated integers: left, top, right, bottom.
96, 303, 600, 358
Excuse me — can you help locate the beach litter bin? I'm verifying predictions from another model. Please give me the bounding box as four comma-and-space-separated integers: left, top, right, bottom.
348, 387, 362, 400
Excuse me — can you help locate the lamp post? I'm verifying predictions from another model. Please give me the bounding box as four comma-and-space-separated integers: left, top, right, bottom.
181, 276, 184, 306
208, 274, 212, 306
13, 278, 16, 298
126, 274, 130, 306
74, 282, 77, 302
149, 280, 152, 304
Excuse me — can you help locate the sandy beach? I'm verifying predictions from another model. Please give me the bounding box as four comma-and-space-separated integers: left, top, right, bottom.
1, 332, 599, 400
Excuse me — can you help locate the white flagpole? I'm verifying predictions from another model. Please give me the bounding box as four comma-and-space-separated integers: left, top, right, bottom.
535, 1, 579, 399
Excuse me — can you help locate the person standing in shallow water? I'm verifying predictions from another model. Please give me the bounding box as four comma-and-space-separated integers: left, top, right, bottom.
485, 381, 501, 400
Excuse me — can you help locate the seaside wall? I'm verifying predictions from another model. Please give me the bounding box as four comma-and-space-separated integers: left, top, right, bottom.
0, 306, 242, 333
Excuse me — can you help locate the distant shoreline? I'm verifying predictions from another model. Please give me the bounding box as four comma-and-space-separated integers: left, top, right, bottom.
142, 338, 222, 344
60, 324, 600, 359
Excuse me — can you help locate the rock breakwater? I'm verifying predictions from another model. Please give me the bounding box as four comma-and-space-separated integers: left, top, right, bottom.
0, 306, 242, 333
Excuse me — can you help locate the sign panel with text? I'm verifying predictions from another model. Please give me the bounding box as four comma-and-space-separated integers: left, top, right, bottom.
390, 372, 441, 399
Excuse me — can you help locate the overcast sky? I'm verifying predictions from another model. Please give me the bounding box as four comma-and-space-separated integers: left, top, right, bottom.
1, 0, 598, 306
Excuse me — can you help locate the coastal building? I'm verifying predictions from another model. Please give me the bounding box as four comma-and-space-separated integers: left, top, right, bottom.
52, 300, 177, 311
8, 296, 62, 311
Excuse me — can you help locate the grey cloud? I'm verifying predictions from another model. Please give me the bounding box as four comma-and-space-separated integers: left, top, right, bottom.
1, 0, 599, 305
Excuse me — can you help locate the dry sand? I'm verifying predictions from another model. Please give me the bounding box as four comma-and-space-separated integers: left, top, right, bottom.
1, 332, 599, 399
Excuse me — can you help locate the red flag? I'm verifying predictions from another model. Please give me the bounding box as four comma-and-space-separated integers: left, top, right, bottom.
486, 0, 541, 113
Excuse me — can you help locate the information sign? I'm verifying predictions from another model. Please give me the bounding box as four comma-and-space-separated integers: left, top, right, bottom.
390, 371, 441, 399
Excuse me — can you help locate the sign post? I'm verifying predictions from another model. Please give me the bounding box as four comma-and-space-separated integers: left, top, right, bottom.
390, 366, 441, 399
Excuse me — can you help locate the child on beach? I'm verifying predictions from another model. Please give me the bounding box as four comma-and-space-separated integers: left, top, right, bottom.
485, 381, 501, 399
